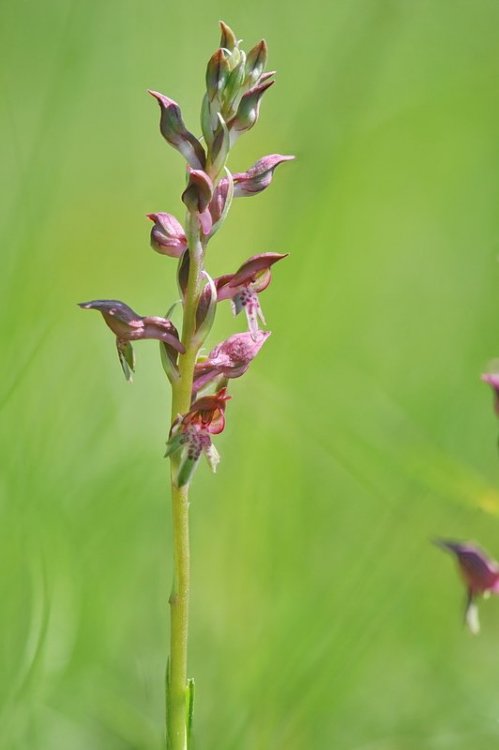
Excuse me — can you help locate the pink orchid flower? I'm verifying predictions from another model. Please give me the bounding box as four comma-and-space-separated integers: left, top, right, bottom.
79, 299, 184, 382
216, 252, 287, 339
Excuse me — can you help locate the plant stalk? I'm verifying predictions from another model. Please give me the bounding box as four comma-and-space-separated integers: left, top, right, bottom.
167, 214, 204, 750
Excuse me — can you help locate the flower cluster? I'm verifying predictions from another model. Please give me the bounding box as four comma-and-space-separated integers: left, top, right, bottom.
80, 22, 294, 488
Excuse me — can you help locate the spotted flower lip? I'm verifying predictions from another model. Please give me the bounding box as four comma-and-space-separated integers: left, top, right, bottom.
79, 299, 184, 381
435, 538, 499, 634
193, 330, 271, 393
215, 253, 287, 339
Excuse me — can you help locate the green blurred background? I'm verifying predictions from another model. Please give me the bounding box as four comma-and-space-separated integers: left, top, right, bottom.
2, 0, 499, 747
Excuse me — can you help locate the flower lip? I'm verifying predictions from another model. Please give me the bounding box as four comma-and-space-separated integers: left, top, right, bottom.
185, 387, 231, 435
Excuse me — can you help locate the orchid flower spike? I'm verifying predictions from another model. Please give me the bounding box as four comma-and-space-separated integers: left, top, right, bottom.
79, 299, 184, 382
216, 252, 287, 340
434, 538, 499, 634
165, 388, 231, 486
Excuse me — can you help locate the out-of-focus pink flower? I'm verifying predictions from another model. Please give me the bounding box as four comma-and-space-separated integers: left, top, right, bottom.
435, 538, 499, 634
79, 299, 184, 381
216, 252, 287, 339
481, 372, 499, 416
147, 212, 187, 257
193, 330, 270, 393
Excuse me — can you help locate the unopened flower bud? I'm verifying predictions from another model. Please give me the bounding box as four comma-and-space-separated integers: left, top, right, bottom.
193, 272, 217, 346
244, 40, 267, 86
182, 169, 213, 214
206, 48, 230, 102
233, 154, 295, 197
208, 170, 234, 235
219, 20, 238, 51
177, 249, 190, 299
209, 115, 230, 178
228, 79, 274, 142
223, 59, 246, 114
149, 90, 206, 170
147, 212, 187, 257
201, 93, 218, 147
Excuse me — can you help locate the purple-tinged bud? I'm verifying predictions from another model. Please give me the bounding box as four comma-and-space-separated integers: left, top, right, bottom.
177, 249, 190, 299
206, 49, 231, 102
482, 371, 499, 417
193, 330, 271, 393
228, 79, 274, 142
233, 154, 295, 197
208, 170, 234, 236
182, 169, 214, 235
219, 20, 238, 51
79, 299, 184, 381
435, 539, 499, 634
182, 169, 213, 214
244, 40, 267, 87
209, 177, 229, 224
193, 272, 217, 347
147, 212, 187, 257
149, 90, 206, 170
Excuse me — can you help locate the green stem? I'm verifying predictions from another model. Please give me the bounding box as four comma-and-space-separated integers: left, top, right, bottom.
166, 214, 204, 750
